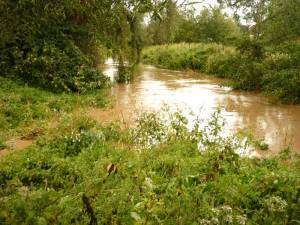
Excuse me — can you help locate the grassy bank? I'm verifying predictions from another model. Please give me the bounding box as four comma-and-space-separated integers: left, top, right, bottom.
0, 108, 300, 224
142, 42, 300, 103
0, 77, 108, 149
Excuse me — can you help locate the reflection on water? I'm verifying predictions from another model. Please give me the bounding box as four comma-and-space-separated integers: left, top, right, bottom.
103, 59, 300, 154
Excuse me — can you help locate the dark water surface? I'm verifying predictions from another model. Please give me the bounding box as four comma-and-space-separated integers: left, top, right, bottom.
103, 59, 300, 155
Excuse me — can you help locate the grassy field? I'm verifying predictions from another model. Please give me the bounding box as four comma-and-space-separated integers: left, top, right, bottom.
142, 42, 300, 103
0, 79, 299, 224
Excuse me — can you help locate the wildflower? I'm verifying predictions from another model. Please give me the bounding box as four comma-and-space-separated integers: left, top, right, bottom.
211, 208, 221, 216
220, 205, 232, 214
235, 215, 247, 225
199, 219, 211, 225
225, 215, 233, 223
211, 217, 219, 224
265, 196, 287, 213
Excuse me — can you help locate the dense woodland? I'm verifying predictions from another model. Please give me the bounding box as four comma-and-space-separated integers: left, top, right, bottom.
0, 0, 300, 224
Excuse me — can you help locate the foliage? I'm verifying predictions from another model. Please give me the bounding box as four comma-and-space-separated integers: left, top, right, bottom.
262, 69, 300, 103
143, 42, 300, 102
0, 77, 108, 143
0, 112, 299, 224
146, 4, 242, 45
0, 0, 172, 88
0, 0, 113, 92
261, 0, 300, 44
218, 0, 300, 44
143, 43, 235, 70
195, 7, 242, 44
217, 0, 270, 39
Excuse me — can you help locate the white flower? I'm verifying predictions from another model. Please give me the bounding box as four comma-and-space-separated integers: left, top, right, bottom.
265, 196, 288, 213
211, 208, 221, 216
225, 215, 233, 223
211, 217, 219, 224
220, 205, 233, 214
235, 215, 247, 225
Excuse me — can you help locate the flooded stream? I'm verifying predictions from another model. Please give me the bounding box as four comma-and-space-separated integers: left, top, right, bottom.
103, 59, 300, 155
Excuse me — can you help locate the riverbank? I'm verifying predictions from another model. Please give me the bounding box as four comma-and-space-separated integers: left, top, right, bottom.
142, 43, 300, 103
0, 77, 109, 152
0, 77, 300, 224
0, 108, 299, 224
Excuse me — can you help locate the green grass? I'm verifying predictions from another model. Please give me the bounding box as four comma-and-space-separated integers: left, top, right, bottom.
0, 111, 299, 224
0, 77, 108, 144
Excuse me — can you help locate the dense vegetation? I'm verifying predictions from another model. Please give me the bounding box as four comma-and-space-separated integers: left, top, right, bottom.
0, 0, 169, 88
0, 76, 108, 149
142, 0, 300, 103
1, 0, 300, 224
0, 0, 111, 92
142, 41, 300, 102
0, 108, 299, 224
145, 3, 242, 45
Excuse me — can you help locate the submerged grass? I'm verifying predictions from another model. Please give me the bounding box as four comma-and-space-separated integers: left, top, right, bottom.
0, 108, 299, 224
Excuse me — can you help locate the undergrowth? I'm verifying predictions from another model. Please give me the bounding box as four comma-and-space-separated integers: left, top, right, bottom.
0, 77, 109, 144
0, 111, 299, 224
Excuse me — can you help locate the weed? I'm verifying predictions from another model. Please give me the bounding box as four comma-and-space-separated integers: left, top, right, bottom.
0, 110, 299, 224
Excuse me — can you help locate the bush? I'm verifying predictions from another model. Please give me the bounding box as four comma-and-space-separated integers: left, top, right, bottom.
142, 43, 236, 72
232, 59, 266, 90
205, 50, 238, 78
262, 69, 300, 103
1, 42, 109, 93
0, 0, 109, 93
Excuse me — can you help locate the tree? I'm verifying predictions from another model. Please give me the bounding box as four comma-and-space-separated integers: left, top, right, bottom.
0, 0, 171, 87
146, 0, 182, 45
261, 0, 300, 44
218, 0, 270, 39
0, 0, 112, 92
196, 7, 241, 44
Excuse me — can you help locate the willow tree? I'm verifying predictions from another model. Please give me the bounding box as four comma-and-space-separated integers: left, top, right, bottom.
0, 0, 171, 87
104, 0, 169, 82
146, 0, 181, 45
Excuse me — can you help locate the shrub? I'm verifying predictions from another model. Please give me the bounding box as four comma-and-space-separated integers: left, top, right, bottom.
142, 43, 236, 73
262, 69, 300, 103
0, 0, 110, 93
205, 50, 238, 78
1, 42, 109, 93
231, 59, 266, 90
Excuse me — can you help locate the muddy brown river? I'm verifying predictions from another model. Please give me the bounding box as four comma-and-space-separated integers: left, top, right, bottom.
103, 59, 300, 155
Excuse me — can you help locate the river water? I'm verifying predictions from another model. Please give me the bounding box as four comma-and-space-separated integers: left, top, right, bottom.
102, 59, 300, 155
